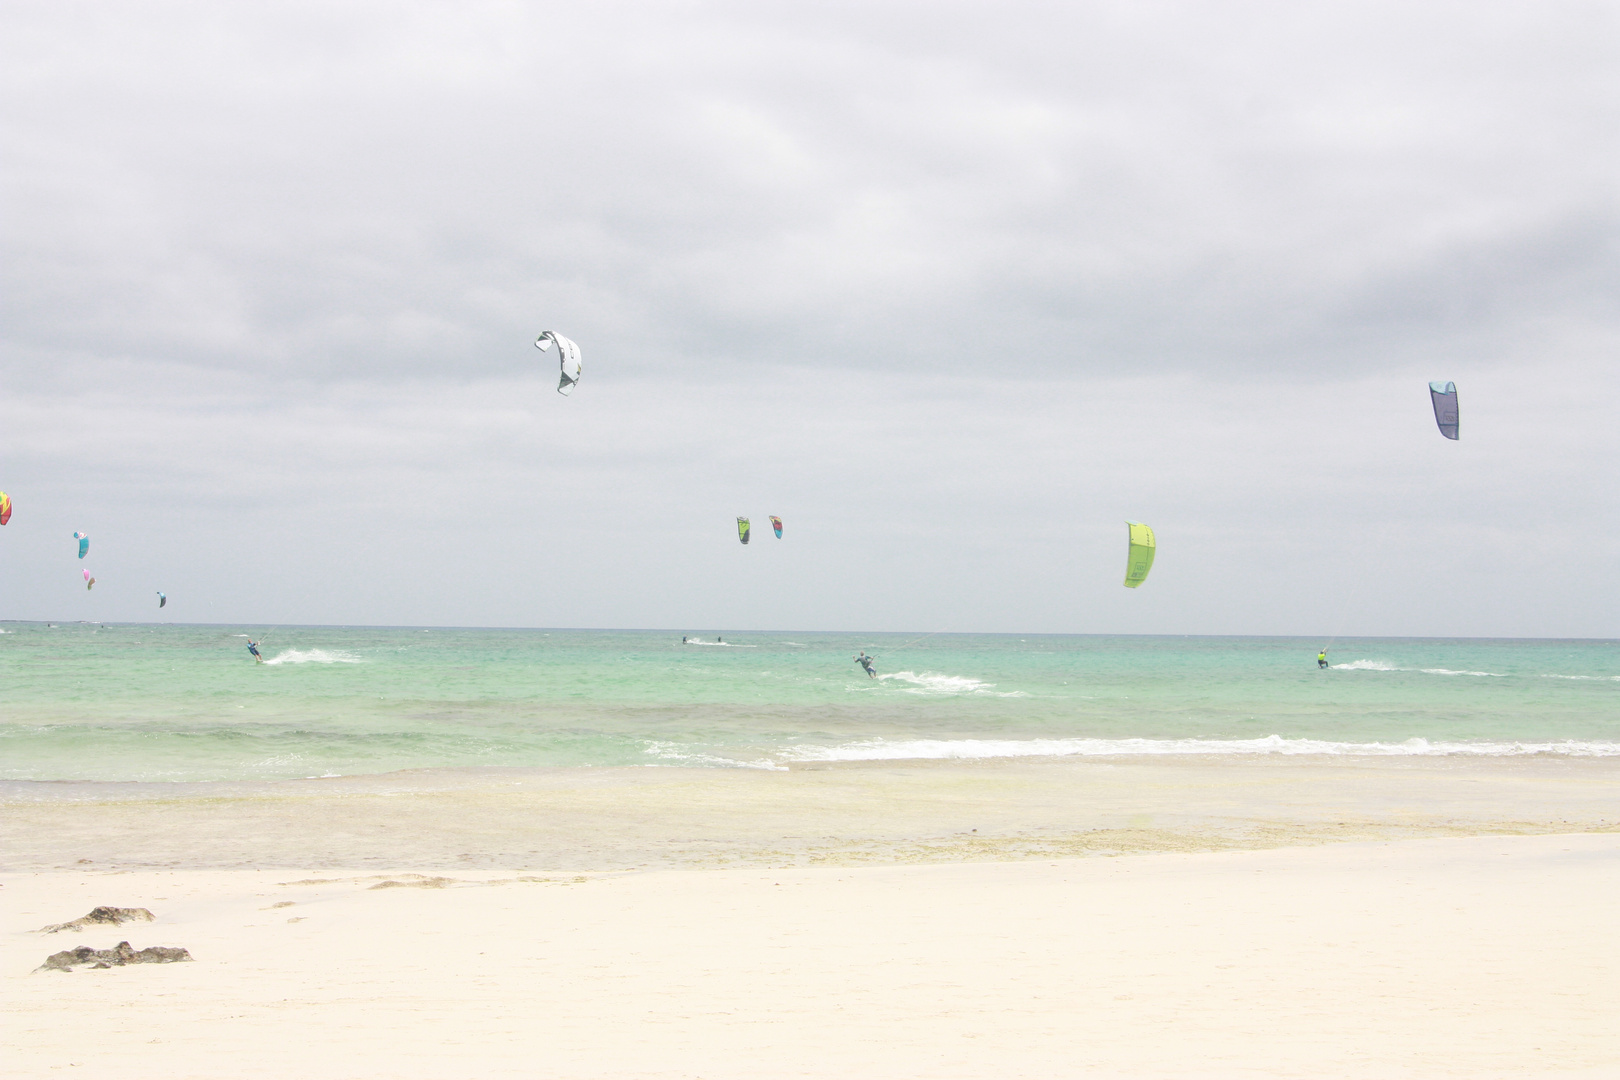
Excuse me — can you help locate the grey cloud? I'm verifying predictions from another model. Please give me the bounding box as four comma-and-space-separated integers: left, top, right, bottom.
7, 1, 1617, 383
1, 2, 1615, 634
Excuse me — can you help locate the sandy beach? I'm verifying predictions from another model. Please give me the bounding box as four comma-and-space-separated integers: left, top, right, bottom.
5, 834, 1619, 1078
5, 756, 1620, 1077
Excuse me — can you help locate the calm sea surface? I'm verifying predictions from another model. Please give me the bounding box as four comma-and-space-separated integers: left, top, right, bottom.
1, 624, 1616, 784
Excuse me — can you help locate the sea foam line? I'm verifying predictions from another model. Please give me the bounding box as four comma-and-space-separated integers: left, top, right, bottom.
1332, 660, 1506, 677
775, 735, 1620, 763
1333, 660, 1615, 680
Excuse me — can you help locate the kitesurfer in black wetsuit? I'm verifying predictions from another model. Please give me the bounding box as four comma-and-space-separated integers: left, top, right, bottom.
856, 652, 876, 678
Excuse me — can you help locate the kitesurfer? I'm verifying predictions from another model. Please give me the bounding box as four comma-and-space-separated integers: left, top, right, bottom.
1317, 649, 1329, 669
856, 652, 876, 678
247, 639, 263, 663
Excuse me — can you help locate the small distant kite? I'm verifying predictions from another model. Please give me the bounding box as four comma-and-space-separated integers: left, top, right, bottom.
737, 517, 751, 545
0, 492, 11, 525
770, 516, 783, 539
1124, 521, 1156, 588
1429, 381, 1459, 440
83, 569, 96, 591
157, 592, 167, 609
534, 331, 583, 396
74, 531, 89, 558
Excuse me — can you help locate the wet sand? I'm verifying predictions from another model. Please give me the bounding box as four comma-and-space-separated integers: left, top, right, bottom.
3, 754, 1618, 871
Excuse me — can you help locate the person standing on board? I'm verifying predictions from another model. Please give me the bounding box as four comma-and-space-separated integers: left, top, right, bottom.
1318, 649, 1329, 669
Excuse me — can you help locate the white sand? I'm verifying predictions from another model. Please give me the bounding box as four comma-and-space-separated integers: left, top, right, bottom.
5, 833, 1618, 1078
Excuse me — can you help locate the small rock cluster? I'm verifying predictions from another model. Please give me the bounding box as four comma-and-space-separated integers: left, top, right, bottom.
39, 941, 193, 972
34, 906, 191, 973
37, 906, 155, 934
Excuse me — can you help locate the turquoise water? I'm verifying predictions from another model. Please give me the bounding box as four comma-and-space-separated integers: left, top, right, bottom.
1, 624, 1617, 783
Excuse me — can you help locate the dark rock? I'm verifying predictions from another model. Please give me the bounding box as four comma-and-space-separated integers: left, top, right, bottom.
38, 941, 194, 972
38, 906, 156, 934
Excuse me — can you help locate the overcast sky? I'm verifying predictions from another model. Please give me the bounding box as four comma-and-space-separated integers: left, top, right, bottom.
2, 1, 1616, 636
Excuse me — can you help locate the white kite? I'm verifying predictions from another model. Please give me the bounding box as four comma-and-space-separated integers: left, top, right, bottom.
535, 331, 583, 396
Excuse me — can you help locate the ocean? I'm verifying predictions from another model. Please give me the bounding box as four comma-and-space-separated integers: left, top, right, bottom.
1, 624, 1617, 786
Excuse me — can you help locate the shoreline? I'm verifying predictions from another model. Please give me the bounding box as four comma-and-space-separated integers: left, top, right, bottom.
6, 754, 1618, 872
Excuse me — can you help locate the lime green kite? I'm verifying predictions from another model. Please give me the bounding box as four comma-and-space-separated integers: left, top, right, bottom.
1124, 521, 1155, 588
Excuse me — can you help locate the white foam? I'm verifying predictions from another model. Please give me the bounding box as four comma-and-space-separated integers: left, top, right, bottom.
777, 735, 1620, 763
1541, 673, 1620, 682
262, 649, 362, 666
1332, 660, 1508, 677
875, 671, 1028, 697
641, 741, 785, 770
681, 640, 756, 648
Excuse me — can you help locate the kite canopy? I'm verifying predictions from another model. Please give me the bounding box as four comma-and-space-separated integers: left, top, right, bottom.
157, 592, 167, 608
737, 517, 751, 545
1124, 521, 1156, 588
1429, 381, 1459, 440
770, 516, 783, 539
0, 492, 10, 525
83, 569, 95, 590
535, 331, 583, 396
75, 531, 89, 559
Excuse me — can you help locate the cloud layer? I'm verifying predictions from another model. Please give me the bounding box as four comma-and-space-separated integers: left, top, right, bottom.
2, 1, 1616, 634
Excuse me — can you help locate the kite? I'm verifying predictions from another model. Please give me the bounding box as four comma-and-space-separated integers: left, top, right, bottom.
1429, 381, 1459, 440
157, 592, 167, 608
1124, 521, 1156, 588
737, 517, 751, 545
770, 516, 783, 539
0, 492, 10, 525
75, 531, 89, 558
534, 331, 583, 396
83, 569, 96, 591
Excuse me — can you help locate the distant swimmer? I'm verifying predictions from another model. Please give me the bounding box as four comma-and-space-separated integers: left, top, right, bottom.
855, 652, 876, 678
1318, 650, 1329, 669
247, 639, 263, 663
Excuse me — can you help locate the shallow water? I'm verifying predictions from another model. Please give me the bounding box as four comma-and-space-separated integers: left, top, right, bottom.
1, 624, 1616, 784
